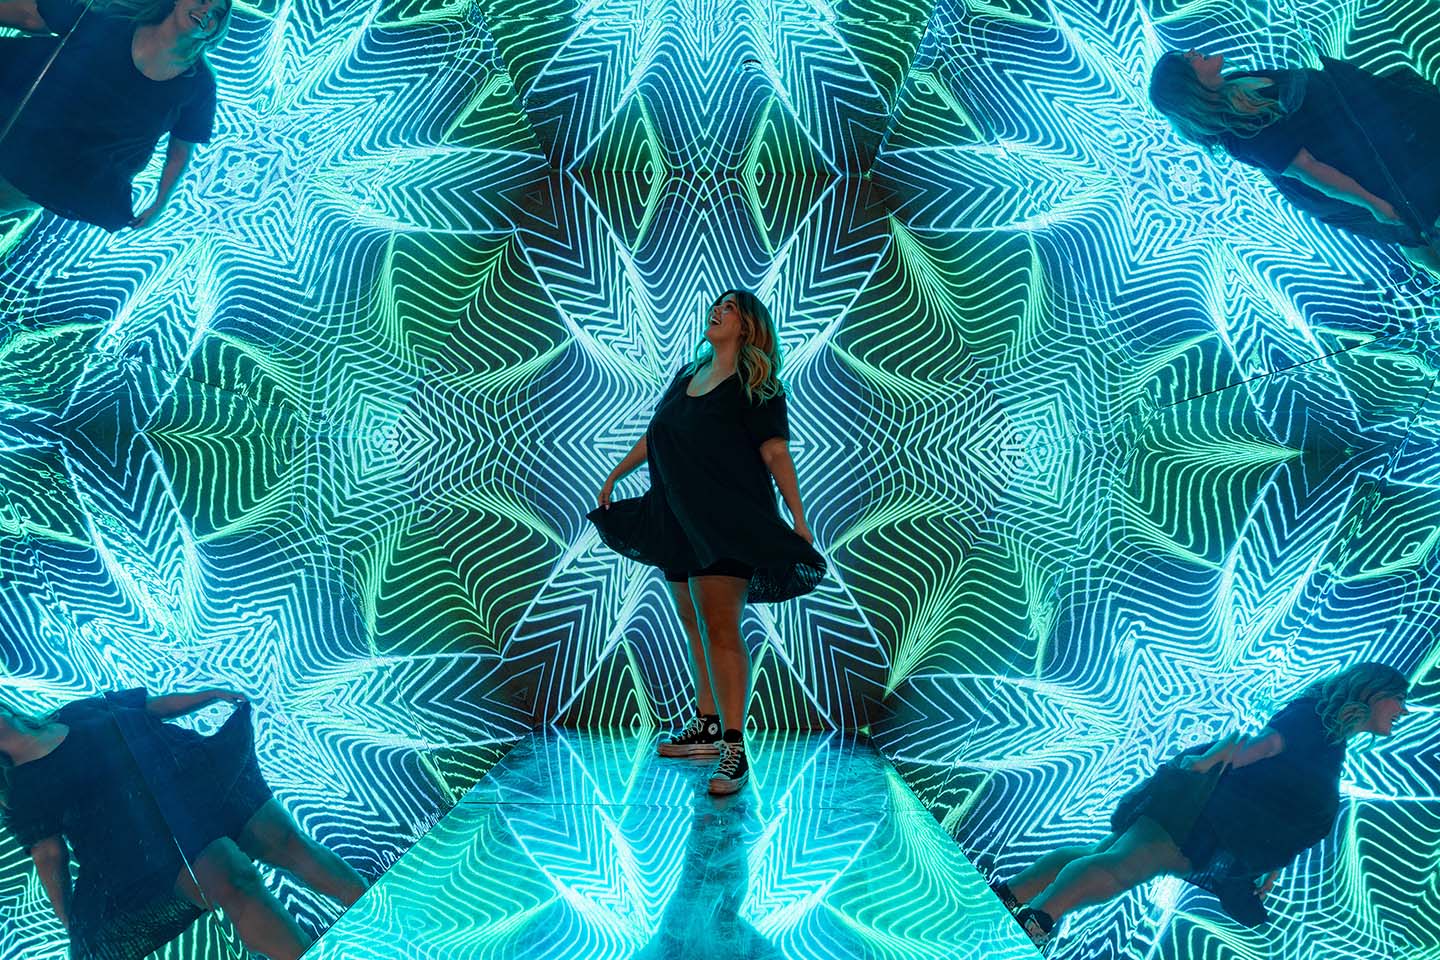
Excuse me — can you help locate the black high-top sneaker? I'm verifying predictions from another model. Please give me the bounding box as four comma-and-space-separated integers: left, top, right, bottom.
990, 879, 1022, 915
707, 730, 748, 795
657, 714, 722, 757
1015, 907, 1055, 951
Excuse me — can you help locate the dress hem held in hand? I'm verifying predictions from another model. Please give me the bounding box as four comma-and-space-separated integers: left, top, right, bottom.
588, 495, 825, 602
587, 369, 826, 604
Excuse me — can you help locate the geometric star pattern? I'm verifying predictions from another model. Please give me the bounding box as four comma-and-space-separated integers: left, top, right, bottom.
1, 0, 1437, 958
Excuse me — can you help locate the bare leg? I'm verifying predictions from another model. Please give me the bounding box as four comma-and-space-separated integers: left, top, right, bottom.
1029, 817, 1191, 922
177, 837, 311, 960
668, 581, 717, 716
237, 799, 369, 907
1008, 835, 1118, 903
689, 575, 750, 732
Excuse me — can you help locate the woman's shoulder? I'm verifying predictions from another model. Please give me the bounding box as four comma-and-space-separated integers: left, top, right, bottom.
1265, 697, 1334, 749
746, 378, 786, 404
54, 688, 146, 722
191, 57, 218, 92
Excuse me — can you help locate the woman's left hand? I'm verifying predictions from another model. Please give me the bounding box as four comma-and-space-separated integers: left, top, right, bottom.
793, 519, 813, 544
209, 688, 248, 705
129, 202, 167, 230
1255, 871, 1280, 900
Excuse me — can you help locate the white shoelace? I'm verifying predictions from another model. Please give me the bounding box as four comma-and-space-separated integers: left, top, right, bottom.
673, 716, 705, 741
715, 741, 746, 777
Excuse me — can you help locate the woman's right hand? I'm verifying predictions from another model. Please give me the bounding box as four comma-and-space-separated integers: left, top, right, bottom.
1188, 732, 1242, 773
598, 475, 616, 511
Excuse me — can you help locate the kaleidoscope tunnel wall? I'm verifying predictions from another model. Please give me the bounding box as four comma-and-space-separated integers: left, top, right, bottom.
0, 0, 1438, 958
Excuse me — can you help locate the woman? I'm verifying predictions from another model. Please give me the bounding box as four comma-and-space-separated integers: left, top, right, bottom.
588, 291, 826, 796
1148, 49, 1440, 276
1, 687, 368, 960
990, 662, 1411, 948
0, 0, 227, 229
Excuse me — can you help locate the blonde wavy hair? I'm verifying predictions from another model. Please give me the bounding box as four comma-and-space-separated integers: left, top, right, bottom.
1301, 662, 1410, 742
1148, 51, 1288, 152
687, 290, 784, 404
92, 0, 232, 51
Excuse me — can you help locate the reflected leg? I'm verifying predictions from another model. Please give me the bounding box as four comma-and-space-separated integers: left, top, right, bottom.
669, 580, 717, 716
176, 836, 312, 960
689, 575, 750, 732
237, 799, 368, 906
1008, 834, 1118, 903
1029, 817, 1190, 921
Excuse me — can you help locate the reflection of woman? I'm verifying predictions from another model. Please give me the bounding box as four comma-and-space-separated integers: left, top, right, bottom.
0, 0, 227, 229
990, 663, 1410, 948
632, 793, 783, 960
589, 291, 825, 796
1149, 50, 1440, 276
1, 688, 368, 960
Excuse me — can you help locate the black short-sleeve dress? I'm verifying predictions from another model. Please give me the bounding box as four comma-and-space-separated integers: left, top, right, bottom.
3, 689, 273, 960
1110, 697, 1344, 926
1220, 58, 1440, 248
0, 0, 217, 230
588, 367, 826, 603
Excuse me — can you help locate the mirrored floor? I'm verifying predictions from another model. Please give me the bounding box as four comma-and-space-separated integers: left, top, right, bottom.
308, 730, 1035, 960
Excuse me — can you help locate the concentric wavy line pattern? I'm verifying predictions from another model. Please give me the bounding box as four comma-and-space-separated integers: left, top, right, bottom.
2, 0, 1440, 958
0, 3, 980, 957
0, 2, 546, 956
307, 730, 1037, 960
870, 1, 1440, 958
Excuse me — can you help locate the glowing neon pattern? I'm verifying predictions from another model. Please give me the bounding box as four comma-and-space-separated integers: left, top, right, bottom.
1, 0, 1438, 958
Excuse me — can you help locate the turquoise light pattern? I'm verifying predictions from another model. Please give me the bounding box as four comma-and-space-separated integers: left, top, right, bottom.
870, 1, 1440, 959
0, 0, 1437, 958
309, 730, 1037, 960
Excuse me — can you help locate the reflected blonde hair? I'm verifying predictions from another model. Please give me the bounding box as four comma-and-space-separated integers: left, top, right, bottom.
1301, 662, 1410, 742
687, 290, 784, 404
1148, 51, 1287, 152
93, 0, 232, 51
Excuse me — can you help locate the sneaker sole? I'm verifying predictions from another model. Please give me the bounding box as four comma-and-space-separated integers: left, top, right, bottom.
657, 743, 721, 758
708, 771, 749, 795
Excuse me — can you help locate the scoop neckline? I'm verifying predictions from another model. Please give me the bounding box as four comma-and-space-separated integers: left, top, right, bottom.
685, 369, 737, 398
130, 28, 202, 84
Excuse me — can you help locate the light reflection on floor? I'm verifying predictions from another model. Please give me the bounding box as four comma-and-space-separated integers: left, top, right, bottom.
308, 730, 1034, 959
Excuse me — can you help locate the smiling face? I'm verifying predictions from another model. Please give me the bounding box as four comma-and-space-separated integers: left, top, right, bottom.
173, 0, 228, 41
1362, 694, 1409, 737
705, 293, 745, 348
1184, 49, 1224, 90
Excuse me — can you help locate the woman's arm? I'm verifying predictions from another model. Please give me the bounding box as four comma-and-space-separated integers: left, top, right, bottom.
759, 438, 812, 542
1181, 729, 1285, 773
145, 688, 246, 718
131, 139, 197, 229
1282, 148, 1401, 223
598, 435, 647, 509
30, 837, 72, 929
0, 0, 47, 31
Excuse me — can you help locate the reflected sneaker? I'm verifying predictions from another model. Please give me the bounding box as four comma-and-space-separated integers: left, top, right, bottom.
1015, 907, 1054, 950
990, 879, 1022, 915
657, 714, 721, 758
708, 735, 749, 795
